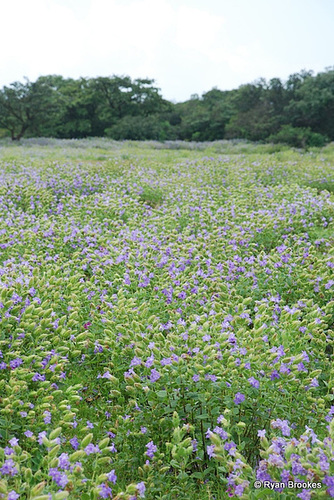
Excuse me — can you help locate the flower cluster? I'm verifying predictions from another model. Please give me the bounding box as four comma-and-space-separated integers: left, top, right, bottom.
0, 141, 333, 498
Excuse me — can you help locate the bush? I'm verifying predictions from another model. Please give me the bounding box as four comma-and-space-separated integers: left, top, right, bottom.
105, 115, 176, 141
268, 125, 328, 148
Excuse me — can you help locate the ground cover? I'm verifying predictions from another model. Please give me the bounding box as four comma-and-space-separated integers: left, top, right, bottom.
0, 139, 333, 499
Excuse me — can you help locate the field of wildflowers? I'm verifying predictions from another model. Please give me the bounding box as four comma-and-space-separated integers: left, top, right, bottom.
0, 138, 333, 499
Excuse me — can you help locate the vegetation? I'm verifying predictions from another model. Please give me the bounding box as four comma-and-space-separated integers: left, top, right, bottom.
0, 140, 333, 499
1, 68, 334, 146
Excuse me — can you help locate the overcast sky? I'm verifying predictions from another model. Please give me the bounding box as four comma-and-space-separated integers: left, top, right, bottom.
1, 0, 333, 102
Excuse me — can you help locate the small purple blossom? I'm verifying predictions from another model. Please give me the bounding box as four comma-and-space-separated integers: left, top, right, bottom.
8, 492, 20, 500
107, 469, 117, 484
207, 444, 216, 459
43, 411, 52, 424
137, 481, 146, 497
70, 436, 79, 450
234, 392, 245, 405
99, 484, 112, 498
149, 368, 161, 383
248, 377, 260, 389
48, 467, 69, 487
145, 441, 157, 459
85, 443, 101, 455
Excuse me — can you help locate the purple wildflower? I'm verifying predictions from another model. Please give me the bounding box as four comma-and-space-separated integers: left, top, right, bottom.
48, 467, 69, 487
145, 441, 157, 459
137, 481, 146, 497
43, 411, 52, 424
0, 459, 18, 476
234, 392, 245, 405
107, 469, 117, 484
149, 368, 161, 383
58, 453, 71, 470
248, 377, 260, 388
207, 444, 216, 459
70, 436, 79, 450
8, 492, 20, 500
99, 484, 112, 498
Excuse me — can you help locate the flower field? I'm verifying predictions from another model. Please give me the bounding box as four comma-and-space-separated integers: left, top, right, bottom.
0, 139, 333, 499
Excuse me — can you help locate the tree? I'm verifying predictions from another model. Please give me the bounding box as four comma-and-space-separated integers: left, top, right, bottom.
0, 78, 61, 140
91, 76, 171, 135
284, 70, 334, 140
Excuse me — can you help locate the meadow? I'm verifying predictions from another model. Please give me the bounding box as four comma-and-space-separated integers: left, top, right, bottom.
0, 138, 333, 499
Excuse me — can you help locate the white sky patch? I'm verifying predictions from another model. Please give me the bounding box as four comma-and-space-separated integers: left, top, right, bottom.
174, 6, 225, 53
1, 0, 333, 101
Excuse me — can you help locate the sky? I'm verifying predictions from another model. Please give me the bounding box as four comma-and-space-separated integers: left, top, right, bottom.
1, 0, 333, 102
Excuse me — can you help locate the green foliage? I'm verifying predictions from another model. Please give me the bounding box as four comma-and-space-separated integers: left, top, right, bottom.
0, 142, 334, 499
106, 115, 174, 141
1, 68, 334, 146
268, 125, 328, 148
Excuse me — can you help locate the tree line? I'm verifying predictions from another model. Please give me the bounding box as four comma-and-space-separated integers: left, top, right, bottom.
1, 68, 334, 147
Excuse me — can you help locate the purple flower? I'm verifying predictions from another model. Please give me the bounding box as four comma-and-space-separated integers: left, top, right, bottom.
70, 436, 79, 450
297, 491, 312, 500
248, 377, 260, 389
137, 481, 146, 497
323, 475, 334, 497
9, 438, 19, 447
130, 356, 142, 367
234, 484, 245, 497
85, 443, 101, 455
107, 469, 117, 484
8, 492, 20, 500
58, 453, 70, 470
224, 441, 236, 456
192, 374, 200, 382
207, 444, 216, 459
0, 459, 18, 476
271, 418, 291, 436
270, 370, 280, 380
99, 484, 112, 498
149, 368, 161, 383
145, 441, 157, 459
257, 429, 266, 438
268, 453, 284, 467
145, 355, 154, 368
234, 392, 245, 405
110, 442, 117, 453
161, 357, 172, 366
281, 469, 290, 482
290, 454, 307, 476
86, 420, 94, 429
43, 411, 52, 424
24, 430, 34, 438
48, 467, 69, 487
213, 426, 228, 440
9, 358, 23, 369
